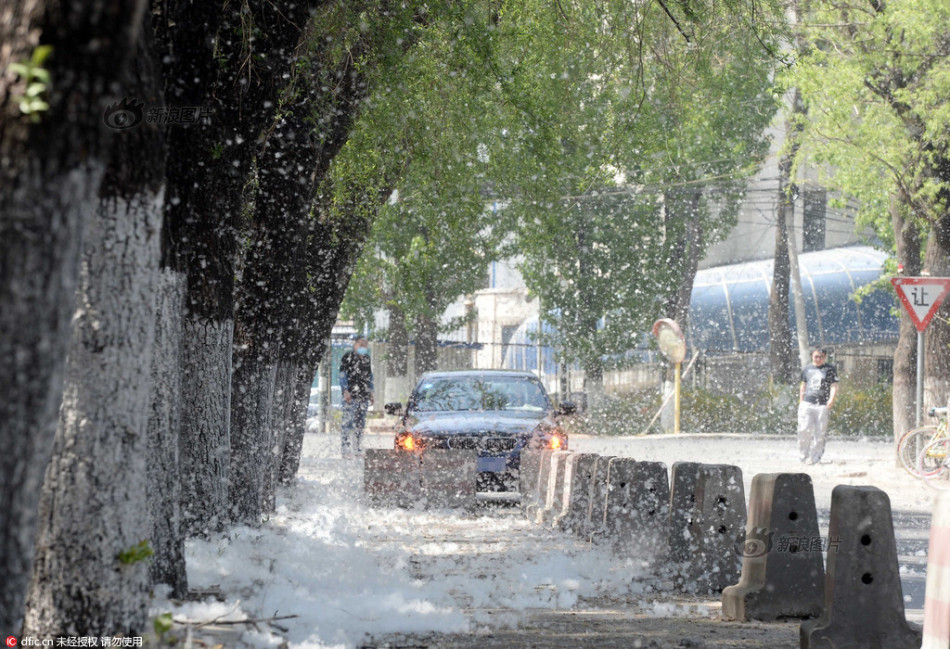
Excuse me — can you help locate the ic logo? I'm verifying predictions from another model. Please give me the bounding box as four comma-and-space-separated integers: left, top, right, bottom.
102, 97, 144, 130
734, 527, 775, 558
6, 636, 18, 647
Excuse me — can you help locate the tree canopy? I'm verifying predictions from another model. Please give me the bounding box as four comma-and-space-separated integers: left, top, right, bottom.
787, 0, 950, 247
341, 0, 784, 388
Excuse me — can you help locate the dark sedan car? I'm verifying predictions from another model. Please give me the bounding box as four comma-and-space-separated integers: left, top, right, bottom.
386, 370, 572, 491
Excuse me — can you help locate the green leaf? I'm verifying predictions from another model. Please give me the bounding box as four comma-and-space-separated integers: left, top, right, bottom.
31, 44, 53, 66
117, 540, 154, 565
154, 612, 174, 636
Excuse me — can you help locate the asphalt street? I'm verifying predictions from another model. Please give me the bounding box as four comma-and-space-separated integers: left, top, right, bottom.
358, 432, 933, 648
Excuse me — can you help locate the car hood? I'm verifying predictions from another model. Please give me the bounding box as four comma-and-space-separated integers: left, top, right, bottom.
404, 411, 550, 436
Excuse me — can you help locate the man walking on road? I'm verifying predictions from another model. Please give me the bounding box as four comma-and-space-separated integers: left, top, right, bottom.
798, 347, 839, 464
340, 336, 374, 458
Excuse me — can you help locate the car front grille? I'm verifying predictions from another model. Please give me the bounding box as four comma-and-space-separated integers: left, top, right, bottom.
425, 435, 518, 452
483, 437, 517, 452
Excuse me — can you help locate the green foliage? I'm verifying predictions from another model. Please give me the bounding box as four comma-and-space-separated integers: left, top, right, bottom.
568, 383, 889, 437
9, 45, 53, 121
153, 612, 174, 637
676, 384, 796, 435
562, 389, 662, 437
117, 539, 154, 566
333, 1, 785, 375
830, 382, 893, 438
339, 3, 510, 336
481, 0, 782, 378
787, 0, 950, 239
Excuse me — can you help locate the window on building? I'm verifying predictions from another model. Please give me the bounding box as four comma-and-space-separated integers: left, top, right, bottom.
500, 324, 520, 367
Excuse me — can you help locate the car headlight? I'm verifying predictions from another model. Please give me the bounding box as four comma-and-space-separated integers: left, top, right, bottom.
396, 432, 418, 451
548, 434, 565, 450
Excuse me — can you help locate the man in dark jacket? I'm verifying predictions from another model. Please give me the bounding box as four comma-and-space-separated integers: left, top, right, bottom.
339, 337, 374, 458
798, 347, 839, 464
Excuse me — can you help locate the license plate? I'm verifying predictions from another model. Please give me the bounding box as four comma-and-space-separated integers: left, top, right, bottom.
477, 456, 507, 472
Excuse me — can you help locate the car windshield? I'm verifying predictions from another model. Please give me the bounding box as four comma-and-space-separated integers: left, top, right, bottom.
411, 376, 551, 413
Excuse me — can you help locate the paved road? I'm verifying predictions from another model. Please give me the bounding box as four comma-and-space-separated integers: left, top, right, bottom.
361, 505, 801, 649
358, 433, 932, 648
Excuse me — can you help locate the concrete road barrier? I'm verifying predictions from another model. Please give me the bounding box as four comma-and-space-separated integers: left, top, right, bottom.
668, 460, 703, 585
587, 455, 618, 542
555, 453, 599, 535
721, 473, 824, 621
598, 457, 638, 546
669, 463, 746, 594
548, 452, 579, 529
524, 449, 554, 522
539, 451, 571, 525
363, 449, 423, 509
600, 460, 670, 563
421, 449, 477, 510
800, 485, 922, 649
519, 449, 544, 516
924, 491, 950, 649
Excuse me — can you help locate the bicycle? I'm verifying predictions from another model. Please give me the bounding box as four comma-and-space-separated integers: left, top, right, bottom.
898, 406, 948, 477
918, 432, 950, 489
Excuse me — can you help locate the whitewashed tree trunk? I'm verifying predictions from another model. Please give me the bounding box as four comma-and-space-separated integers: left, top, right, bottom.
23, 190, 162, 637
264, 360, 298, 506
179, 319, 233, 535
0, 169, 92, 634
229, 350, 278, 525
279, 362, 316, 485
147, 269, 187, 595
0, 0, 147, 628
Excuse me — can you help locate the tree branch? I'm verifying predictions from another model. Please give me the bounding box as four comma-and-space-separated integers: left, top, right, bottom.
655, 0, 691, 43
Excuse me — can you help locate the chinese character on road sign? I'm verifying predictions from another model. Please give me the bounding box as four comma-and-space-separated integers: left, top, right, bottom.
891, 277, 950, 332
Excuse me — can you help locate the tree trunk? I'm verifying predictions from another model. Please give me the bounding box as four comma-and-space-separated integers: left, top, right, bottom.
23, 90, 165, 635
23, 193, 162, 637
922, 148, 950, 411
23, 12, 164, 632
229, 345, 279, 524
779, 88, 810, 370
249, 5, 410, 483
150, 0, 227, 539
583, 356, 608, 433
415, 315, 440, 374
165, 0, 333, 529
179, 319, 233, 534
387, 304, 410, 377
924, 213, 950, 411
768, 191, 795, 384
0, 0, 147, 630
230, 105, 317, 524
263, 360, 299, 508
230, 23, 372, 517
147, 269, 188, 596
663, 190, 704, 329
892, 195, 922, 443
155, 0, 240, 538
279, 361, 319, 485
385, 304, 412, 404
